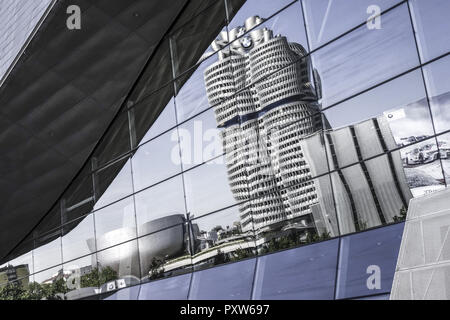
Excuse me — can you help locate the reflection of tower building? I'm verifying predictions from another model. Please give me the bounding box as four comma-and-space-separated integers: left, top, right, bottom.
204, 16, 414, 239
204, 16, 321, 235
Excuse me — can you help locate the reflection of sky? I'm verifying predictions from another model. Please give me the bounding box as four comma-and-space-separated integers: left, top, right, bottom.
313, 4, 419, 108
409, 0, 450, 62
176, 56, 215, 121
423, 55, 450, 133
303, 0, 400, 49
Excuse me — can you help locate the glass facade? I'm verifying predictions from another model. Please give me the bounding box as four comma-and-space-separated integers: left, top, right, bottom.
0, 0, 449, 300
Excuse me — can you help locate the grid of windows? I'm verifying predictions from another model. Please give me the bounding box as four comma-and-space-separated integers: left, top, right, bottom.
0, 0, 449, 300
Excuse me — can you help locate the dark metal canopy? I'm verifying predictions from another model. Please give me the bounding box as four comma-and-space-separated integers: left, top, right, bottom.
0, 0, 240, 263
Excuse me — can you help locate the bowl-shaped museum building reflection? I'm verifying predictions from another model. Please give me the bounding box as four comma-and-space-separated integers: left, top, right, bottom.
87, 214, 188, 280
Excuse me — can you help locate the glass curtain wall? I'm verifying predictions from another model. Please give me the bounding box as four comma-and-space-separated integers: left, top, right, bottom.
0, 0, 449, 300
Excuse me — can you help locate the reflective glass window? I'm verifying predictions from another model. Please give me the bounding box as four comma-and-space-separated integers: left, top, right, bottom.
423, 55, 450, 134
94, 196, 137, 251
33, 234, 62, 273
189, 259, 255, 300
256, 174, 339, 254
134, 88, 176, 146
32, 265, 66, 300
62, 215, 95, 263
63, 254, 98, 300
0, 243, 33, 290
183, 156, 238, 217
228, 2, 310, 90
409, 0, 450, 62
138, 223, 191, 283
323, 70, 435, 168
138, 273, 191, 300
303, 0, 401, 50
253, 238, 339, 299
311, 3, 419, 108
96, 240, 140, 292
336, 222, 404, 299
174, 49, 233, 124
178, 108, 224, 170
94, 158, 133, 209
132, 129, 182, 192
134, 175, 186, 237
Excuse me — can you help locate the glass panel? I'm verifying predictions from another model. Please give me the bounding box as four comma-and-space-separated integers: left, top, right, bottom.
190, 206, 256, 270
423, 55, 450, 134
0, 245, 33, 291
134, 86, 176, 145
94, 196, 137, 251
253, 238, 339, 299
134, 175, 186, 237
138, 223, 191, 282
94, 157, 133, 209
138, 273, 191, 300
0, 275, 33, 300
183, 156, 237, 217
32, 265, 66, 300
188, 259, 255, 300
96, 240, 140, 292
33, 234, 62, 273
336, 223, 404, 299
409, 0, 450, 62
322, 70, 435, 168
303, 0, 401, 50
64, 255, 98, 300
228, 2, 310, 90
311, 3, 419, 108
132, 129, 182, 192
178, 107, 224, 170
61, 215, 95, 263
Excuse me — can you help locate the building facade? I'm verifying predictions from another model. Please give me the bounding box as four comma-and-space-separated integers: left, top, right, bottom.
0, 0, 449, 300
